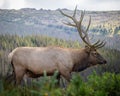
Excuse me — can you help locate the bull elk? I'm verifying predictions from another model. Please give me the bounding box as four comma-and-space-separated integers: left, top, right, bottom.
8, 7, 107, 85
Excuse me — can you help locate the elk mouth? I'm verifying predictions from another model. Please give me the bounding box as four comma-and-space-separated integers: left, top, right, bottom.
99, 60, 107, 64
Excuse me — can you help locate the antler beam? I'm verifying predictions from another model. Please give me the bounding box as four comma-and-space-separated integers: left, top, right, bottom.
59, 6, 106, 49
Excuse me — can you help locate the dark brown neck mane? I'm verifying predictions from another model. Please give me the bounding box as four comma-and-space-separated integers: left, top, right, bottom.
71, 49, 90, 72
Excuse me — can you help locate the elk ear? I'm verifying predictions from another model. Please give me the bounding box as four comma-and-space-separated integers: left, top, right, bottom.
85, 45, 91, 54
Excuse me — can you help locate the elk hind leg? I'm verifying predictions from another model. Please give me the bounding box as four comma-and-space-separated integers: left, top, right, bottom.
14, 67, 26, 85
5, 74, 15, 84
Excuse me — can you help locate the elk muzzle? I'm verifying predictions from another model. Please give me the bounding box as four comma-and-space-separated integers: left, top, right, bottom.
99, 59, 107, 64
97, 55, 107, 64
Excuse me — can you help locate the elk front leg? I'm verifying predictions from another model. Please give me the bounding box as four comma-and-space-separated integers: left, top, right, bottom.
60, 70, 71, 88
60, 71, 71, 82
56, 73, 60, 85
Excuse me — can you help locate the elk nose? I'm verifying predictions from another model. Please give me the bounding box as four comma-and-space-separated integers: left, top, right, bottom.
103, 60, 107, 64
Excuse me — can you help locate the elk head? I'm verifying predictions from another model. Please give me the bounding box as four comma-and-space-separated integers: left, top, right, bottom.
59, 6, 107, 66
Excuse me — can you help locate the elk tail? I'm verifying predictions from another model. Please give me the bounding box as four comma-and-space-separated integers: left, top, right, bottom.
6, 50, 16, 84
8, 48, 18, 63
8, 51, 14, 64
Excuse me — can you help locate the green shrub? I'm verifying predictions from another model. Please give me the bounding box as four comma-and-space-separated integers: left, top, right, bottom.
66, 73, 93, 96
88, 72, 120, 96
30, 71, 63, 96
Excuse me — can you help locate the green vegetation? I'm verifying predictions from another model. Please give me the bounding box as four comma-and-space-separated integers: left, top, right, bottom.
0, 72, 120, 96
0, 34, 120, 96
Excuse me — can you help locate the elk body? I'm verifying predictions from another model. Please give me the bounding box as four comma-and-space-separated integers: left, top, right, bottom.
8, 7, 107, 85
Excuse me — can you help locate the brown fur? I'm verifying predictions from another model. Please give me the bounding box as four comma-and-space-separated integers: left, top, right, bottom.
8, 46, 106, 84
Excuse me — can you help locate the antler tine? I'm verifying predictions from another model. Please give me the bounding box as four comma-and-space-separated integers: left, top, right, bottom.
97, 42, 106, 49
92, 40, 101, 46
73, 5, 77, 17
78, 10, 85, 27
77, 30, 91, 47
85, 16, 91, 33
62, 21, 76, 27
59, 8, 77, 24
94, 40, 106, 49
82, 15, 91, 44
59, 10, 74, 20
59, 9, 77, 27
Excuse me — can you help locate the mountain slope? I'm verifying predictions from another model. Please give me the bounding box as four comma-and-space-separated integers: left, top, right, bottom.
0, 8, 120, 37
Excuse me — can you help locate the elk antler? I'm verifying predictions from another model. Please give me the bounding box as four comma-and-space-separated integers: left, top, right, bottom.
59, 6, 106, 49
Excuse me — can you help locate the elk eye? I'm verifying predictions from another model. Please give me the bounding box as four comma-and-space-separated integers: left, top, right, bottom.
94, 53, 98, 56
92, 52, 97, 56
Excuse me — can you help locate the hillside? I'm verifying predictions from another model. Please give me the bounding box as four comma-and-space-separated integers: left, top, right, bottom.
0, 8, 120, 50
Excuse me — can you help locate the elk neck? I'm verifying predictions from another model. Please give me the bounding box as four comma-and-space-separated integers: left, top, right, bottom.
70, 48, 90, 72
